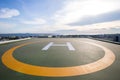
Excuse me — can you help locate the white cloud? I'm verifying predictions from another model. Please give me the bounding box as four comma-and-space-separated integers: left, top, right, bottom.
0, 22, 16, 33
22, 18, 46, 25
55, 20, 120, 34
74, 20, 120, 31
2, 20, 119, 34
0, 22, 16, 28
41, 20, 120, 34
0, 8, 20, 18
54, 0, 120, 25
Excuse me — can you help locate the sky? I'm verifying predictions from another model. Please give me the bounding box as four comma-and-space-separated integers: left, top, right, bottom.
0, 0, 120, 34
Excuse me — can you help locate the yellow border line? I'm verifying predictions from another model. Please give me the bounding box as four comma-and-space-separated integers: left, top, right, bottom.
2, 41, 115, 77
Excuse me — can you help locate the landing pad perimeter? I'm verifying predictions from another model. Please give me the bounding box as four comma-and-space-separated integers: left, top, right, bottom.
0, 38, 120, 80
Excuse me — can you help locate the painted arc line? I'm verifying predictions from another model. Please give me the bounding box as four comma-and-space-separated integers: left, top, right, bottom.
2, 41, 115, 77
66, 42, 75, 51
42, 42, 53, 50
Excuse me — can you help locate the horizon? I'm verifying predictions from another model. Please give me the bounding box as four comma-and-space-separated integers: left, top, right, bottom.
0, 32, 120, 35
0, 0, 120, 34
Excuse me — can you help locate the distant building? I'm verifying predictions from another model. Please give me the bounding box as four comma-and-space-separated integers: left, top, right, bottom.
48, 35, 52, 38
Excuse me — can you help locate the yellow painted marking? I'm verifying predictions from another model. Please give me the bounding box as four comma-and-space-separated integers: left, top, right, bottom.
2, 42, 115, 77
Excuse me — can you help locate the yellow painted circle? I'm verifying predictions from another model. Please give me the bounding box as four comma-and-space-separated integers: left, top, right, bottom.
2, 42, 115, 77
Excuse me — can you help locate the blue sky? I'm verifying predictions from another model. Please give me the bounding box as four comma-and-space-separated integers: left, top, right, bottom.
0, 0, 120, 34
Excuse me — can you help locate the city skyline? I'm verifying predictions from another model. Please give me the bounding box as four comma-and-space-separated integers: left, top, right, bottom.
0, 0, 120, 34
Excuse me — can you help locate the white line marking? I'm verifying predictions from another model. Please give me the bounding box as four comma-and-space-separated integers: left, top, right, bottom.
66, 42, 75, 51
42, 42, 75, 51
0, 38, 31, 44
42, 42, 53, 50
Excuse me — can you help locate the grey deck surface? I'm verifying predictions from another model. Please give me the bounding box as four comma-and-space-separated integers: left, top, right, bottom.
0, 38, 120, 80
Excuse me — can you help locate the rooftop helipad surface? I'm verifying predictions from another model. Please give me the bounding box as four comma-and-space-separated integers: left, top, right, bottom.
0, 38, 120, 80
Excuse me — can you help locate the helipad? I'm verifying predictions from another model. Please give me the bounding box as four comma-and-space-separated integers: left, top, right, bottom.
0, 38, 120, 80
